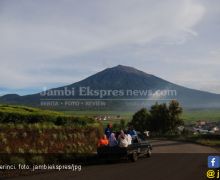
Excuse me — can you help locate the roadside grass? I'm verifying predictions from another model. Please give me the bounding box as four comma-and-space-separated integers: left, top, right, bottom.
154, 134, 220, 147
182, 109, 220, 123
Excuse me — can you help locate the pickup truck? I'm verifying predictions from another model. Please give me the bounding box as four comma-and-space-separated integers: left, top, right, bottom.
97, 133, 152, 162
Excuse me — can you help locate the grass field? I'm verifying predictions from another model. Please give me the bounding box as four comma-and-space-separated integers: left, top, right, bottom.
1, 104, 220, 124
182, 109, 220, 123
61, 109, 220, 124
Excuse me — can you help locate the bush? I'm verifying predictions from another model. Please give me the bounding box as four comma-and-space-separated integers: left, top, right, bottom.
29, 156, 45, 165
10, 156, 26, 165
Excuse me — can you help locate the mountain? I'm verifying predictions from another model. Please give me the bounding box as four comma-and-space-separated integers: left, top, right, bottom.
1, 65, 220, 110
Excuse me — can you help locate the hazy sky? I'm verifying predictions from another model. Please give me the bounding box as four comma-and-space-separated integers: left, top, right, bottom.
0, 0, 220, 95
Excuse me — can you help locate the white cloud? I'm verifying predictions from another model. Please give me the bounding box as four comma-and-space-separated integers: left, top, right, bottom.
0, 0, 215, 93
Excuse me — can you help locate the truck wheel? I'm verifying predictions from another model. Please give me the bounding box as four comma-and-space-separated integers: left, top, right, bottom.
130, 152, 138, 162
146, 149, 151, 158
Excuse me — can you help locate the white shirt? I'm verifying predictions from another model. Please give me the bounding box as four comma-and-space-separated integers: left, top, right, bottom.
119, 135, 129, 147
126, 134, 132, 145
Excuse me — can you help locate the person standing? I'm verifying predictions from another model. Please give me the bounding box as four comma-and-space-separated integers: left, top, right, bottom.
104, 124, 112, 139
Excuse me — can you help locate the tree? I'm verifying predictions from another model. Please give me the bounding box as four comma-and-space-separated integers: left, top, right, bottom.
150, 103, 170, 134
130, 100, 184, 135
130, 108, 151, 133
168, 100, 184, 133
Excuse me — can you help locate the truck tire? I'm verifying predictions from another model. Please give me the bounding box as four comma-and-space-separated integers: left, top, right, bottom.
130, 152, 138, 162
146, 149, 151, 158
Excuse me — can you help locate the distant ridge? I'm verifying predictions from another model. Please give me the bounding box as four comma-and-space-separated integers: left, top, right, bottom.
1, 65, 220, 110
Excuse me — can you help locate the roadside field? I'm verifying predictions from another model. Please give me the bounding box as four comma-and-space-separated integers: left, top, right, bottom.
61, 109, 220, 124
182, 109, 220, 123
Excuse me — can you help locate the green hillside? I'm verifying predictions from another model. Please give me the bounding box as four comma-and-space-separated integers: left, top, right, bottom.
0, 104, 63, 116
0, 104, 97, 126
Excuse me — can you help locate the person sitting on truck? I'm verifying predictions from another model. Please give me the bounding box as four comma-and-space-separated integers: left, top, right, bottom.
98, 135, 109, 147
125, 131, 132, 145
128, 126, 137, 139
104, 124, 112, 139
118, 130, 129, 148
109, 133, 118, 147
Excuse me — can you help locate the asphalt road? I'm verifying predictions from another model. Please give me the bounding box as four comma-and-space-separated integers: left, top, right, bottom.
6, 140, 220, 180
